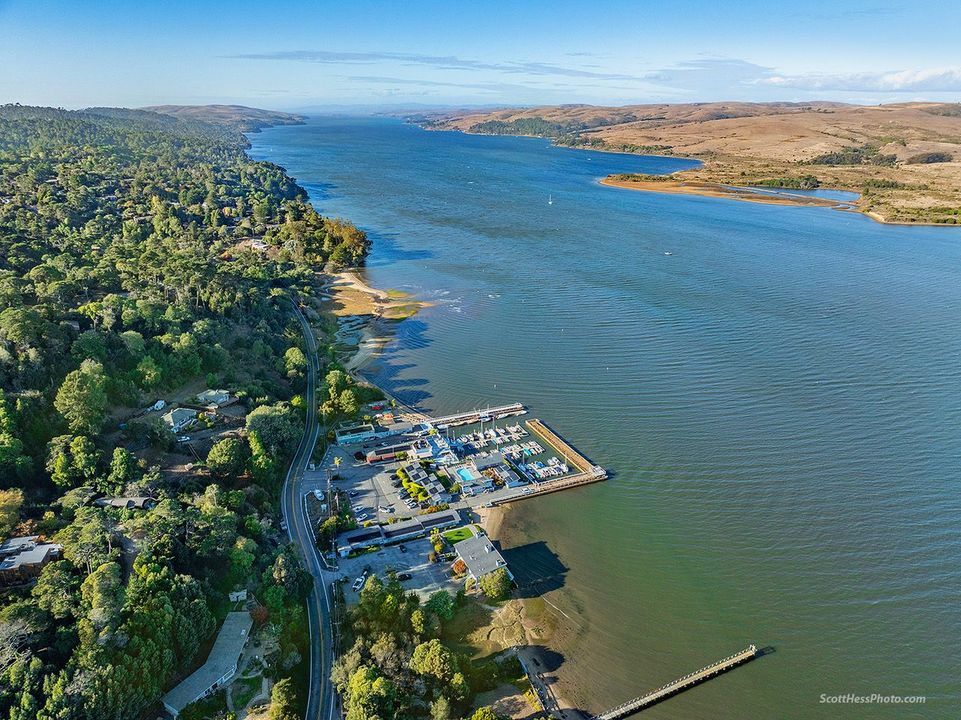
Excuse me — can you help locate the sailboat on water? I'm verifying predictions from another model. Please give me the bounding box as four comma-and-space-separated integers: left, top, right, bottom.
548, 193, 553, 205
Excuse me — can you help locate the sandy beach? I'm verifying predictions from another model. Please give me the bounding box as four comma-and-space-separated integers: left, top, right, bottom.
599, 176, 848, 210
318, 270, 428, 372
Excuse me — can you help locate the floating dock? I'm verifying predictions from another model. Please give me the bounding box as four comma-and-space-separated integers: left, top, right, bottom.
593, 645, 759, 719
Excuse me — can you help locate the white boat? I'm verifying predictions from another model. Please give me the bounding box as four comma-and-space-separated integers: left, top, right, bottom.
548, 194, 553, 205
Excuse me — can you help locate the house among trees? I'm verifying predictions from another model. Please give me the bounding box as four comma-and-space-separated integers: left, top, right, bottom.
0, 536, 63, 586
162, 407, 198, 433
93, 496, 157, 511
452, 534, 512, 585
196, 389, 232, 408
160, 611, 253, 717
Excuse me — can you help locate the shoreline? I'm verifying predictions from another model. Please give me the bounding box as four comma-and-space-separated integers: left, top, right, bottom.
601, 176, 961, 226
413, 120, 961, 228
477, 505, 589, 718
321, 272, 589, 717
598, 176, 856, 211
318, 269, 429, 374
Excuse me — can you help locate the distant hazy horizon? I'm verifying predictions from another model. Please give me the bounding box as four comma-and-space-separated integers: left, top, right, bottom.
2, 0, 960, 109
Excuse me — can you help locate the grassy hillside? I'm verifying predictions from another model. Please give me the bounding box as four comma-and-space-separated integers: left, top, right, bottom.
422, 102, 961, 224
141, 104, 306, 133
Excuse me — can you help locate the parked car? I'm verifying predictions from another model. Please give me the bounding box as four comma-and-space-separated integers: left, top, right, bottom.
397, 572, 412, 581
176, 435, 190, 443
398, 544, 407, 553
349, 490, 359, 497
379, 505, 393, 513
356, 512, 369, 521
351, 577, 365, 592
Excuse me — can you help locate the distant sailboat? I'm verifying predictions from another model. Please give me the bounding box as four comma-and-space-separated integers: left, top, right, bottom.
548, 193, 553, 205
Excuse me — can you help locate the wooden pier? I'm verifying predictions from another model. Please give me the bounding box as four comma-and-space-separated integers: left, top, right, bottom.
431, 403, 527, 428
593, 645, 759, 720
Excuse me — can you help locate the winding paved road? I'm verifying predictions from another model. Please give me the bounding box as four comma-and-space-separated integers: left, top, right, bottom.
281, 300, 338, 720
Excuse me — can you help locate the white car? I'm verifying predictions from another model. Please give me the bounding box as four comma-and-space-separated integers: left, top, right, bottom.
176, 435, 190, 443
379, 505, 393, 513
351, 577, 365, 592
356, 512, 369, 521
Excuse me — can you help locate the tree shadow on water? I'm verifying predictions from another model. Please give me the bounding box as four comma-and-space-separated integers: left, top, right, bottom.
358, 318, 436, 408
365, 230, 436, 265
500, 541, 568, 598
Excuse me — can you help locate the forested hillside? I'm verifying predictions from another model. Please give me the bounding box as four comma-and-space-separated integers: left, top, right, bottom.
0, 105, 367, 720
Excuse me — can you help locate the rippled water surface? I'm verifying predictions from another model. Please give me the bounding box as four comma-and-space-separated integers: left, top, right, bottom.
251, 117, 961, 719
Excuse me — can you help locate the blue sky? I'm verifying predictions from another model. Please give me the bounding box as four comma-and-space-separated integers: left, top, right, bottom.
1, 0, 959, 109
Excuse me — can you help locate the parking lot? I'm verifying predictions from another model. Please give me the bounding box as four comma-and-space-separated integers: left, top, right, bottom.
309, 444, 430, 523
316, 437, 556, 523
335, 536, 462, 601
303, 421, 591, 604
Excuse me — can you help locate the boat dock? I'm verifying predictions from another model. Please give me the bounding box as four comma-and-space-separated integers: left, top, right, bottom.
488, 418, 607, 506
525, 418, 606, 478
593, 645, 759, 720
431, 402, 527, 428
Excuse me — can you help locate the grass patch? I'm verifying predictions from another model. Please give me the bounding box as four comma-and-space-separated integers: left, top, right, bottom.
384, 303, 421, 321
180, 690, 227, 720
385, 288, 412, 299
231, 674, 263, 709
443, 526, 475, 545
441, 597, 495, 656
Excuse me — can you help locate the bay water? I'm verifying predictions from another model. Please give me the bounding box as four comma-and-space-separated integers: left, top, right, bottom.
250, 117, 961, 719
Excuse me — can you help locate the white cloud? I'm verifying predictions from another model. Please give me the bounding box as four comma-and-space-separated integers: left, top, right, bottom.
761, 67, 961, 92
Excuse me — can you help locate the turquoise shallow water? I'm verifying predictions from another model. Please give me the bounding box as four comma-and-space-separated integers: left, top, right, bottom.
251, 117, 961, 719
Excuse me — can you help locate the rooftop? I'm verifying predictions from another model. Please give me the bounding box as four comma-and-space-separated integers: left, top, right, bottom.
343, 526, 383, 544
420, 509, 461, 529
382, 518, 423, 539
93, 496, 156, 510
472, 451, 504, 470
454, 534, 509, 580
0, 536, 38, 557
197, 389, 231, 406
161, 612, 253, 714
336, 422, 375, 437
403, 463, 430, 484
162, 407, 197, 424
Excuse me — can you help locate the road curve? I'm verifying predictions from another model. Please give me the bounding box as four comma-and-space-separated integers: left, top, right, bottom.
281, 299, 337, 720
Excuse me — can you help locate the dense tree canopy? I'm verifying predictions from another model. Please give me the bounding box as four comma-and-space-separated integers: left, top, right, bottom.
0, 105, 369, 720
